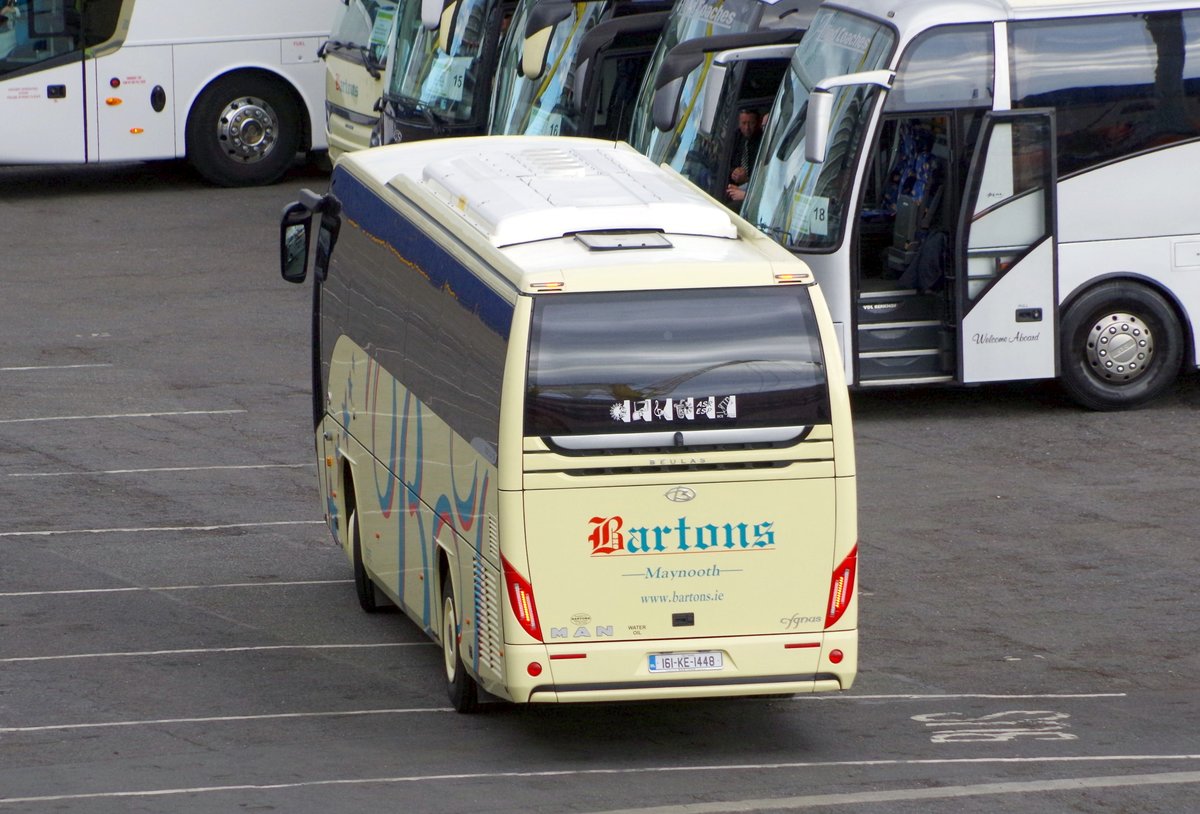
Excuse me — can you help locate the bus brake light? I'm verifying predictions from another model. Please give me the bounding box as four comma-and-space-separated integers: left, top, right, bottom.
825, 545, 857, 628
502, 555, 543, 641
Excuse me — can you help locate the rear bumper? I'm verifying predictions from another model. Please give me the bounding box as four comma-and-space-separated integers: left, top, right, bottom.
501, 629, 857, 704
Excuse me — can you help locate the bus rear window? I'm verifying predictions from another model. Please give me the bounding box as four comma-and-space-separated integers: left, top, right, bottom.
525, 287, 830, 438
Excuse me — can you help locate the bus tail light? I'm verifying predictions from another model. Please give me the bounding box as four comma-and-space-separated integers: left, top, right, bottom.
824, 545, 857, 628
502, 555, 543, 641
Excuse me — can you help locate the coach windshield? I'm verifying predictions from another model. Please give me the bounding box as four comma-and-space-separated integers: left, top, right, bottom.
741, 7, 893, 250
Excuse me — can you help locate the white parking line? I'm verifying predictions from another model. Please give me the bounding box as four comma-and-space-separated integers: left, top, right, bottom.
0, 409, 245, 425
0, 696, 1128, 739
0, 579, 350, 598
1, 760, 1198, 807
7, 463, 309, 478
791, 692, 1127, 701
0, 707, 451, 734
585, 769, 1200, 813
0, 642, 432, 664
0, 363, 113, 372
0, 520, 323, 538
0, 692, 1128, 735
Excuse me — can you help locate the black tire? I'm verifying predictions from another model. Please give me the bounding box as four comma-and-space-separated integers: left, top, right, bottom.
350, 510, 386, 614
441, 573, 480, 713
1060, 281, 1183, 411
186, 73, 302, 187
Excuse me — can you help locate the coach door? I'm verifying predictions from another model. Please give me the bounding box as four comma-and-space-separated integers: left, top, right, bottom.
956, 110, 1058, 383
0, 0, 91, 162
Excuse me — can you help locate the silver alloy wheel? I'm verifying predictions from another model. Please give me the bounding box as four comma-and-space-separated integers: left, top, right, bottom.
1085, 311, 1153, 382
217, 95, 279, 163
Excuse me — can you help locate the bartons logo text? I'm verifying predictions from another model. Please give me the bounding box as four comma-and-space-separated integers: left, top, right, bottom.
588, 516, 775, 555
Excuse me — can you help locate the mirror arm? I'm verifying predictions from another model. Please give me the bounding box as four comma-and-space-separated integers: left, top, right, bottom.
805, 69, 895, 164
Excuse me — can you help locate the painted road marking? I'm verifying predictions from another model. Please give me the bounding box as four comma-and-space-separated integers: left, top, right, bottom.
1, 762, 1198, 807
0, 693, 1128, 735
0, 579, 350, 598
584, 769, 1200, 813
0, 409, 245, 425
6, 463, 309, 478
914, 709, 1076, 743
0, 363, 113, 372
0, 642, 433, 664
792, 693, 1126, 701
0, 520, 323, 538
0, 708, 452, 734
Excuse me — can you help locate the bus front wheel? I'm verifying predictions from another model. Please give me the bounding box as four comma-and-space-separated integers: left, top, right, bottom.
441, 573, 480, 713
186, 73, 302, 187
1060, 281, 1183, 411
350, 510, 387, 613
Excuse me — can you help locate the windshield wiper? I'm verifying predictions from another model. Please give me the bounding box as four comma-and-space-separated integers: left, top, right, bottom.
419, 106, 449, 136
317, 39, 382, 78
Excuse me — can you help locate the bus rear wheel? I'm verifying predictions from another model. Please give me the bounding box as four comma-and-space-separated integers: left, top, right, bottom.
186, 74, 301, 187
441, 573, 480, 713
1060, 281, 1183, 410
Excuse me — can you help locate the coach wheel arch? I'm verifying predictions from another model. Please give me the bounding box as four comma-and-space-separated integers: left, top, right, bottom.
1059, 279, 1185, 411
185, 70, 307, 187
342, 466, 387, 614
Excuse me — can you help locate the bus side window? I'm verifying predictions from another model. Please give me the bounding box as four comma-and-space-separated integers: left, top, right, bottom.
82, 0, 123, 48
1010, 11, 1200, 176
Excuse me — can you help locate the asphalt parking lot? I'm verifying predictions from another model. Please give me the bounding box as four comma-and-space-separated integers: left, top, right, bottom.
2, 158, 1198, 813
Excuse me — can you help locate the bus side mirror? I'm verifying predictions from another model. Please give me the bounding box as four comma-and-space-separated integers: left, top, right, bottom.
650, 45, 705, 132
804, 69, 895, 164
521, 26, 553, 79
805, 89, 833, 164
437, 0, 459, 52
698, 62, 728, 135
520, 1, 573, 79
280, 201, 313, 283
651, 76, 685, 132
421, 0, 446, 29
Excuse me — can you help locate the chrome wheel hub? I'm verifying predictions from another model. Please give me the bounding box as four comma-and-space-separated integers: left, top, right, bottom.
217, 96, 278, 163
1086, 312, 1153, 382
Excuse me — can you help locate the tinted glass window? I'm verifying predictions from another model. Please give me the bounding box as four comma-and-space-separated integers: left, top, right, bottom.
740, 8, 895, 250
332, 0, 397, 62
389, 0, 497, 120
1011, 11, 1200, 175
886, 24, 993, 112
525, 287, 830, 437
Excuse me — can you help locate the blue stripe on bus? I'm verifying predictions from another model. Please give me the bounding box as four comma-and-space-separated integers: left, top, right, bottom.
332, 166, 514, 340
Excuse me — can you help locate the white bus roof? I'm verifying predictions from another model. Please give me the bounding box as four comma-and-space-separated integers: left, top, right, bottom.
339, 137, 808, 294
835, 0, 1197, 27
351, 136, 737, 247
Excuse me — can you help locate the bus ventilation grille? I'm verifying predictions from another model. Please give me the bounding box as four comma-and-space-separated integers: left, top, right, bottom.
472, 553, 503, 675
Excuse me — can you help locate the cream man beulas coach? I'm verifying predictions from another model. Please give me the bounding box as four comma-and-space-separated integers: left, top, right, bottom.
280, 136, 858, 711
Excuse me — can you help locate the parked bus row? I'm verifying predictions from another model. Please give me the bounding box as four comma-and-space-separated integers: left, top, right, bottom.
322, 0, 818, 204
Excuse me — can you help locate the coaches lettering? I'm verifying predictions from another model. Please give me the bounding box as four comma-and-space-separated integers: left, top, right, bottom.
589, 516, 776, 555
